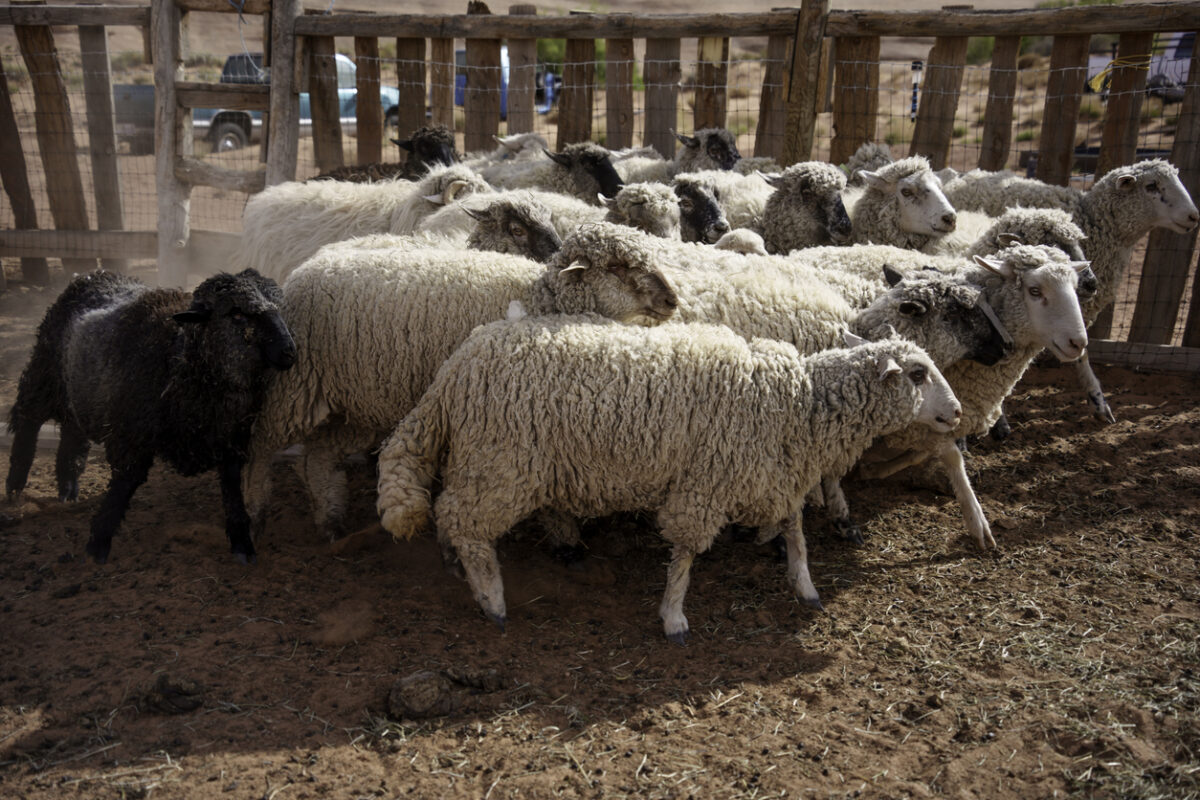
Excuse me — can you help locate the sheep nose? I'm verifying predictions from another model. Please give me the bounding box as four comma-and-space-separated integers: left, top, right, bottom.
942, 212, 957, 229
713, 220, 730, 234
953, 408, 962, 419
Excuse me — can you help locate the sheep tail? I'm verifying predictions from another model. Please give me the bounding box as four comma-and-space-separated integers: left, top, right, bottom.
375, 397, 445, 541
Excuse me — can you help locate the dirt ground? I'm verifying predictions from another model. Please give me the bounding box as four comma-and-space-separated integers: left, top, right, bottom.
0, 260, 1197, 800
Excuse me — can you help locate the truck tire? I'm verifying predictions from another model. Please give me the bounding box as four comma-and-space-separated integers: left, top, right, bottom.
211, 121, 248, 152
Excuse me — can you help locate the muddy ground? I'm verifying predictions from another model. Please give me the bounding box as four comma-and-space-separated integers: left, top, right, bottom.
0, 267, 1196, 800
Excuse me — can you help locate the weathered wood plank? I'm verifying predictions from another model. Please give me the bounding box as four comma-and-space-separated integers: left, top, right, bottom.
977, 34, 1019, 171
0, 4, 150, 27
909, 32, 969, 171
430, 38, 455, 132
694, 36, 729, 132
464, 39, 502, 153
150, 0, 188, 286
15, 8, 95, 273
824, 2, 1200, 37
754, 34, 789, 160
1034, 34, 1090, 186
1095, 31, 1153, 178
506, 5, 538, 135
1130, 35, 1199, 345
395, 37, 427, 153
0, 58, 49, 284
295, 11, 799, 39
176, 0, 270, 15
266, 0, 302, 185
354, 37, 383, 165
829, 36, 880, 168
1086, 340, 1200, 373
79, 24, 128, 274
175, 157, 267, 193
781, 0, 828, 166
308, 35, 344, 175
605, 37, 634, 150
557, 38, 595, 148
643, 38, 681, 158
0, 229, 157, 259
175, 82, 270, 111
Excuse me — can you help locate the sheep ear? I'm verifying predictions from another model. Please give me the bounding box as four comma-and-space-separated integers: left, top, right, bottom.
1116, 174, 1138, 192
974, 254, 1009, 277
173, 308, 211, 324
877, 356, 903, 380
898, 299, 929, 317
758, 170, 784, 189
674, 131, 700, 149
842, 331, 868, 348
1069, 259, 1092, 274
858, 170, 892, 191
600, 193, 616, 209
878, 323, 899, 339
442, 179, 471, 204
463, 206, 488, 222
494, 134, 518, 152
544, 148, 572, 167
996, 232, 1023, 247
396, 138, 415, 153
882, 264, 905, 287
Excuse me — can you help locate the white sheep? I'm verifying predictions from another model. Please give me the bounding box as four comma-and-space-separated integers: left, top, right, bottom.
615, 128, 743, 183
855, 245, 1092, 549
460, 132, 550, 170
238, 163, 492, 285
843, 141, 895, 186
944, 159, 1198, 423
242, 223, 678, 543
415, 191, 563, 262
478, 142, 624, 204
375, 320, 961, 642
851, 156, 958, 253
756, 162, 853, 253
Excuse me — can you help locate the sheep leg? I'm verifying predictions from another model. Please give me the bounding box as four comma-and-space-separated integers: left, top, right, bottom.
455, 539, 507, 631
242, 452, 273, 542
936, 438, 996, 550
297, 441, 349, 541
856, 448, 931, 481
84, 457, 152, 564
989, 410, 1011, 441
822, 476, 863, 546
217, 459, 257, 565
1075, 350, 1115, 424
779, 512, 822, 610
5, 411, 45, 501
54, 420, 90, 502
658, 543, 696, 646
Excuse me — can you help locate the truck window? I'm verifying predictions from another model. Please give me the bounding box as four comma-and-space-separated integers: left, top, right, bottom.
336, 55, 356, 90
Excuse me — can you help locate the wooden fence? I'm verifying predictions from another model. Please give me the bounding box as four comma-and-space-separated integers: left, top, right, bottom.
0, 0, 1198, 368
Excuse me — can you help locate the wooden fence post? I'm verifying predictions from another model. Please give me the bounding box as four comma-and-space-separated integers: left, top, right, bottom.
507, 4, 537, 135
754, 34, 789, 160
605, 36, 634, 150
0, 55, 49, 284
150, 0, 188, 286
15, 0, 95, 274
1095, 31, 1153, 178
308, 35, 344, 175
395, 37, 427, 154
643, 38, 681, 158
781, 0, 829, 166
978, 34, 1019, 171
1131, 35, 1200, 345
694, 36, 729, 132
909, 13, 969, 171
557, 37, 595, 148
464, 2, 501, 154
266, 0, 302, 185
430, 38, 455, 132
354, 36, 382, 165
79, 23, 128, 274
829, 36, 880, 167
1035, 34, 1090, 186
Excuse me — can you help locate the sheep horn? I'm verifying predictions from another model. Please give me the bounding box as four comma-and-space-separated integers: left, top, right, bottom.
876, 356, 903, 380
560, 260, 589, 273
842, 331, 868, 348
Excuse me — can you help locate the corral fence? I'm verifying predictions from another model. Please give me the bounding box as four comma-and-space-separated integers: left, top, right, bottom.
0, 0, 1198, 372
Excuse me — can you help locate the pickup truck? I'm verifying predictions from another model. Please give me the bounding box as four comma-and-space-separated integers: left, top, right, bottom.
114, 52, 402, 154
1085, 31, 1194, 103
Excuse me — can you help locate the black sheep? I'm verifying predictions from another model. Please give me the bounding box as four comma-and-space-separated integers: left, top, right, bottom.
6, 269, 297, 564
310, 125, 460, 182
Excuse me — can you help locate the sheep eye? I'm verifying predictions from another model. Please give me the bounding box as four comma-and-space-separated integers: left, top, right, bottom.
900, 188, 914, 198
1028, 285, 1043, 298
679, 199, 694, 212
1145, 182, 1158, 193
908, 367, 927, 385
711, 187, 720, 200
230, 311, 247, 322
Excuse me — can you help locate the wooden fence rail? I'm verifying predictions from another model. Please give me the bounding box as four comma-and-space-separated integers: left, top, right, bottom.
1, 0, 1198, 368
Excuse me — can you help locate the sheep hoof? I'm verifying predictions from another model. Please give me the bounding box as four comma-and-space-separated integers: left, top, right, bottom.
6, 489, 21, 503
832, 519, 864, 546
85, 538, 110, 565
1091, 400, 1116, 424
955, 437, 969, 453
665, 629, 689, 646
233, 551, 257, 566
58, 480, 80, 502
486, 612, 507, 632
803, 596, 825, 612
989, 417, 1011, 442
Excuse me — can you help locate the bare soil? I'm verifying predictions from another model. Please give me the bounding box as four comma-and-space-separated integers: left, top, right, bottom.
0, 261, 1198, 800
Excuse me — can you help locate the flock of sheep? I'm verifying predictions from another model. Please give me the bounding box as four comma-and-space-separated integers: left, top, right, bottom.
7, 125, 1198, 643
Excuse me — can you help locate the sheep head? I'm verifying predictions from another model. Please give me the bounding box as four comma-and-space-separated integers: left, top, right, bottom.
176, 269, 297, 378
543, 143, 624, 201
465, 194, 562, 263
671, 177, 730, 244
858, 156, 957, 239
